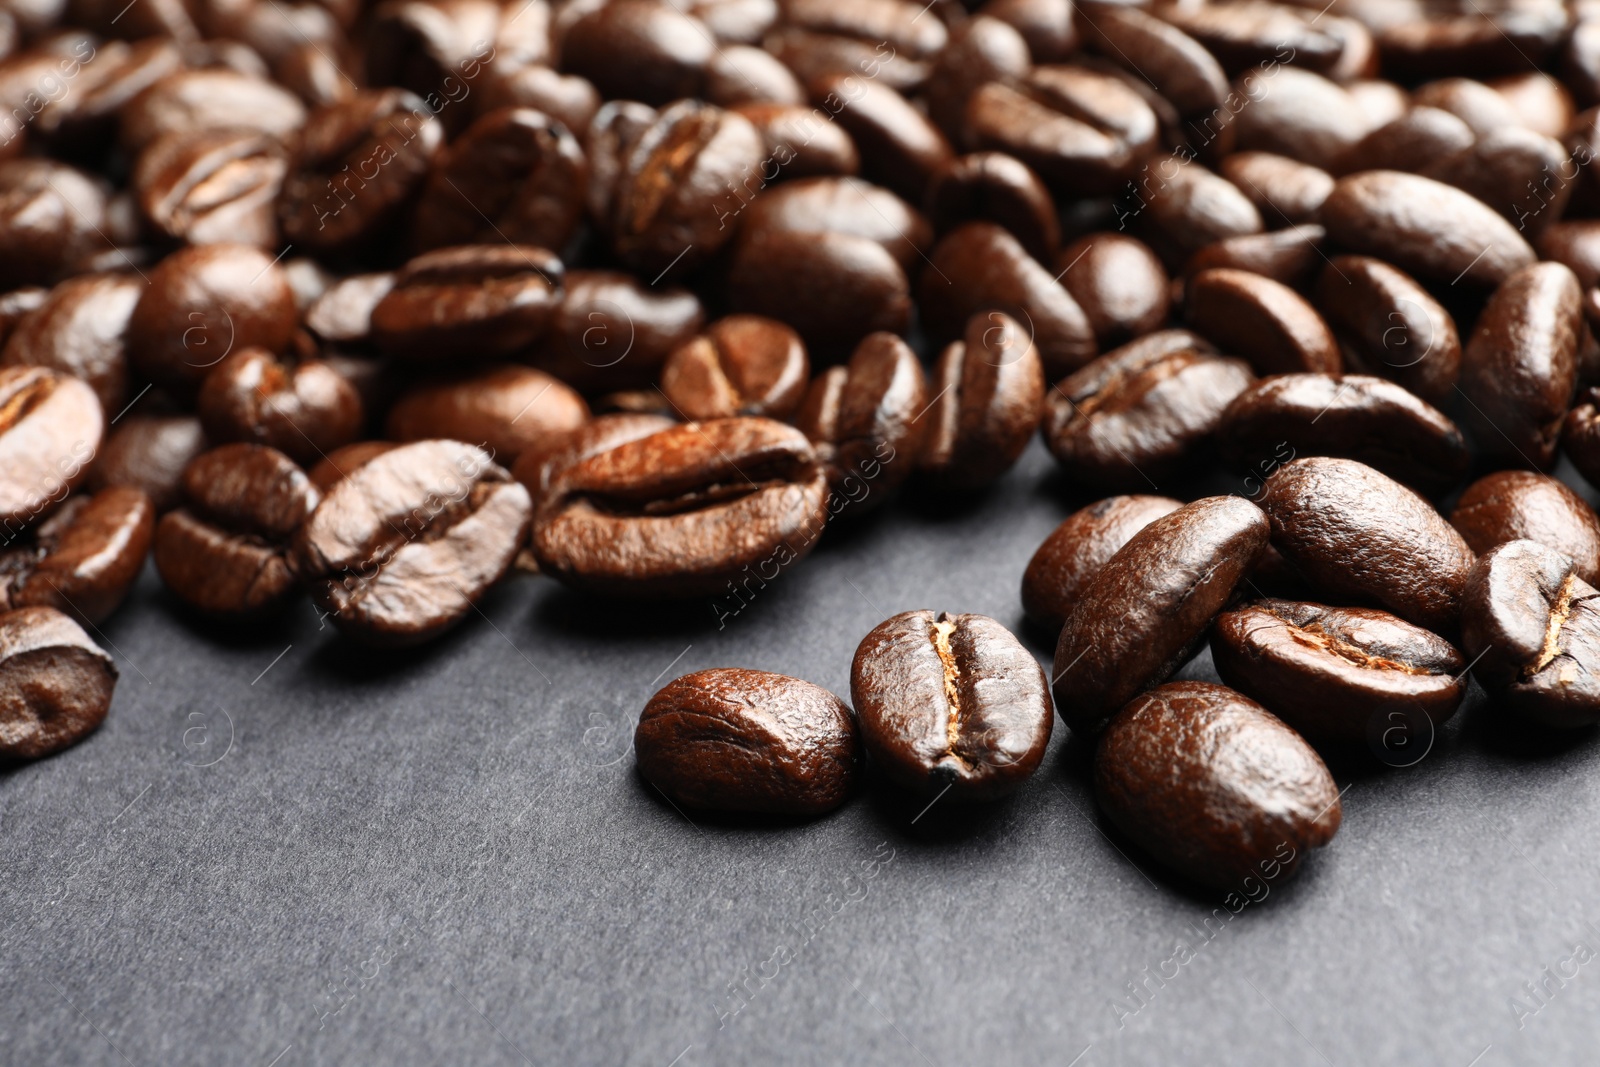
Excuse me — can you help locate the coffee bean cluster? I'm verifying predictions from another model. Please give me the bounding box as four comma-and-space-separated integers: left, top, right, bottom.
0, 0, 1597, 889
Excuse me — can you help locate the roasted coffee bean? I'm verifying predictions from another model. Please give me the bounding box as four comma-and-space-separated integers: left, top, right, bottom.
1450, 471, 1600, 585
0, 287, 46, 349
480, 65, 601, 135
982, 0, 1076, 63
128, 243, 298, 397
1043, 336, 1253, 491
703, 44, 805, 108
386, 364, 588, 463
1538, 221, 1600, 290
1421, 128, 1571, 238
1161, 3, 1342, 76
1260, 457, 1476, 636
851, 609, 1050, 800
1186, 268, 1339, 376
1232, 67, 1369, 174
659, 315, 808, 421
0, 366, 101, 534
292, 439, 531, 645
1459, 262, 1581, 470
43, 37, 183, 150
816, 74, 951, 203
1377, 6, 1566, 82
793, 331, 926, 508
1461, 539, 1600, 729
923, 15, 1032, 140
561, 0, 714, 106
739, 176, 932, 277
304, 272, 396, 347
731, 102, 860, 179
119, 69, 307, 153
132, 128, 288, 248
1057, 233, 1168, 350
1183, 225, 1326, 292
1413, 76, 1522, 136
1212, 600, 1465, 746
196, 348, 364, 463
510, 413, 675, 501
1564, 385, 1600, 489
87, 414, 206, 513
531, 417, 828, 598
411, 107, 588, 254
363, 0, 505, 132
1218, 151, 1332, 226
583, 99, 657, 230
1125, 153, 1263, 270
1053, 495, 1269, 732
0, 605, 116, 761
154, 443, 320, 619
1020, 494, 1182, 632
532, 269, 703, 392
765, 0, 947, 93
685, 0, 777, 44
1313, 255, 1461, 408
1, 272, 140, 415
0, 160, 109, 288
1339, 106, 1477, 176
1094, 680, 1341, 890
925, 152, 1060, 263
918, 311, 1043, 491
1219, 374, 1469, 497
1319, 171, 1537, 291
1077, 6, 1230, 155
635, 668, 858, 815
0, 486, 153, 625
370, 245, 564, 362
728, 228, 911, 355
308, 440, 399, 492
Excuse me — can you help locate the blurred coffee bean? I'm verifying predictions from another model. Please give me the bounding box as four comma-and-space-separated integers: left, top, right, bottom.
702, 44, 803, 107
1313, 255, 1461, 408
1186, 268, 1339, 375
1564, 386, 1600, 489
925, 152, 1059, 263
1124, 153, 1263, 269
0, 605, 116, 761
0, 288, 47, 349
1422, 127, 1572, 237
923, 16, 1032, 140
1184, 225, 1326, 292
1450, 471, 1600, 585
43, 37, 183, 151
364, 0, 501, 134
1077, 6, 1230, 155
479, 65, 601, 135
815, 73, 951, 204
87, 413, 205, 512
731, 102, 860, 179
307, 440, 398, 492
684, 0, 777, 43
659, 315, 807, 422
275, 40, 359, 109
739, 175, 931, 276
1538, 221, 1600, 290
197, 348, 363, 463
0, 366, 101, 534
1218, 151, 1331, 226
304, 272, 396, 348
1375, 4, 1565, 82
119, 69, 307, 152
980, 0, 1075, 63
1, 272, 139, 414
532, 269, 703, 393
1057, 232, 1168, 349
1020, 494, 1182, 633
510, 412, 674, 501
1339, 106, 1477, 176
386, 364, 588, 464
1162, 2, 1341, 76
1232, 66, 1369, 173
1413, 76, 1522, 137
918, 311, 1043, 491
765, 0, 948, 93
0, 160, 108, 289
583, 99, 656, 229
132, 128, 287, 248
0, 485, 152, 624
560, 0, 713, 106
728, 227, 911, 354
370, 244, 563, 362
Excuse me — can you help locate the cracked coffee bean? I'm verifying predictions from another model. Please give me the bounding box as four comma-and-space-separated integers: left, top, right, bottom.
0, 486, 153, 626
658, 315, 809, 422
0, 605, 117, 761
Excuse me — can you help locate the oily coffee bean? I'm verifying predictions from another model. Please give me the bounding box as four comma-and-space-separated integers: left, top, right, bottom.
1161, 3, 1342, 76
738, 176, 932, 277
918, 311, 1044, 491
308, 440, 399, 493
1450, 471, 1600, 586
304, 272, 396, 347
87, 414, 206, 513
1212, 599, 1466, 746
727, 227, 911, 355
531, 417, 828, 598
850, 609, 1051, 800
0, 366, 102, 534
983, 0, 1077, 63
0, 160, 108, 288
1422, 128, 1572, 238
1377, 7, 1566, 82
1186, 268, 1340, 376
480, 65, 601, 136
1459, 262, 1581, 471
1077, 6, 1230, 152
1218, 374, 1469, 497
1259, 457, 1476, 636
1, 272, 140, 414
532, 269, 704, 392
0, 486, 153, 625
1020, 494, 1182, 633
925, 152, 1061, 264
1461, 539, 1600, 729
1124, 154, 1263, 270
1057, 233, 1168, 350
764, 0, 947, 94
730, 102, 861, 180
816, 73, 952, 204
127, 243, 298, 397
153, 443, 320, 619
45, 37, 183, 151
560, 0, 714, 106
659, 315, 808, 422
1219, 151, 1333, 226
1313, 255, 1461, 408
583, 99, 657, 231
119, 69, 307, 153
793, 331, 927, 509
923, 15, 1032, 140
1563, 386, 1600, 488
132, 128, 289, 248
363, 0, 504, 131
1231, 67, 1369, 174
196, 348, 364, 464
385, 364, 589, 464
1053, 495, 1269, 733
1412, 76, 1523, 136
1094, 680, 1341, 890
1339, 106, 1477, 176
1043, 334, 1253, 491
1183, 225, 1327, 292
1540, 221, 1600, 290
0, 605, 117, 761
510, 413, 676, 502
703, 44, 805, 108
369, 245, 564, 362
634, 668, 858, 816
292, 439, 532, 646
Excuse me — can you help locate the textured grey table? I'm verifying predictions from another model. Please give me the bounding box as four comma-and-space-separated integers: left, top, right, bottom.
5, 438, 1600, 1067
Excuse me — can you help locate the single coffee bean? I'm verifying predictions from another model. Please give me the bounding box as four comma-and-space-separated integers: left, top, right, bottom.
918, 311, 1044, 491
583, 99, 657, 231
560, 0, 714, 106
480, 65, 601, 136
793, 331, 927, 509
1422, 127, 1572, 237
1094, 680, 1341, 890
1450, 471, 1600, 585
1020, 494, 1182, 632
1212, 599, 1465, 746
659, 315, 808, 422
1186, 268, 1340, 376
44, 37, 183, 151
815, 73, 951, 204
0, 366, 102, 534
1219, 151, 1333, 227
1313, 255, 1461, 408
153, 443, 320, 619
1459, 261, 1581, 471
703, 44, 805, 108
851, 609, 1050, 800
766, 0, 947, 93
1377, 8, 1565, 82
1232, 67, 1370, 173
635, 667, 858, 815
1564, 385, 1600, 489
1057, 232, 1169, 350
0, 160, 109, 288
197, 347, 364, 464
0, 605, 117, 761
385, 364, 589, 464
292, 439, 532, 646
1345, 79, 1410, 129
369, 245, 564, 362
1053, 495, 1269, 732
308, 440, 399, 493
1259, 457, 1476, 635
925, 152, 1061, 264
510, 412, 676, 502
1, 272, 140, 415
304, 272, 396, 348
731, 102, 861, 180
1218, 374, 1469, 497
531, 417, 829, 598
1538, 220, 1600, 290
738, 175, 932, 277
983, 0, 1076, 63
1043, 336, 1253, 491
923, 15, 1032, 141
1183, 225, 1326, 292
0, 287, 47, 349
0, 486, 153, 625
119, 69, 307, 153
132, 128, 288, 248
363, 0, 504, 133
1338, 105, 1477, 176
1161, 3, 1342, 76
1124, 153, 1263, 269
532, 269, 704, 392
1413, 76, 1523, 135
1078, 6, 1230, 154
728, 227, 911, 355
87, 414, 206, 513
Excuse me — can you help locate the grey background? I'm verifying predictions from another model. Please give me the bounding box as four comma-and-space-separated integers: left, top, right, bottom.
4, 438, 1600, 1067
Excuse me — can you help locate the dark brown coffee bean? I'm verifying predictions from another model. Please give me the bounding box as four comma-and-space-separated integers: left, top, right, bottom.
1319, 170, 1537, 291
1020, 494, 1181, 632
43, 37, 183, 150
370, 244, 563, 362
364, 0, 503, 133
1186, 268, 1339, 376
1219, 151, 1332, 227
703, 44, 805, 108
923, 15, 1031, 140
1057, 232, 1168, 350
1076, 6, 1230, 150
132, 128, 288, 248
304, 272, 396, 347
925, 152, 1060, 263
1095, 680, 1341, 889
1450, 471, 1600, 586
1183, 225, 1326, 292
532, 417, 828, 598
0, 160, 109, 289
851, 609, 1050, 800
1565, 18, 1600, 109
1461, 539, 1600, 729
981, 0, 1076, 63
659, 315, 808, 422
635, 667, 858, 815
1, 273, 139, 415
814, 73, 951, 204
154, 443, 319, 619
1313, 255, 1461, 408
918, 311, 1043, 491
412, 107, 587, 253
196, 348, 364, 463
738, 175, 932, 277
728, 227, 911, 355
1377, 7, 1565, 82
307, 440, 399, 492
1053, 496, 1269, 732
793, 331, 927, 508
1539, 221, 1600, 291
1339, 106, 1477, 176
0, 287, 46, 349
766, 0, 947, 93
0, 366, 101, 535
1219, 374, 1469, 497
0, 486, 153, 625
1422, 127, 1571, 237
386, 364, 588, 464
480, 65, 600, 135
510, 412, 675, 502
1413, 76, 1521, 136
730, 102, 860, 179
292, 439, 531, 645
87, 414, 205, 513
583, 99, 656, 229
1124, 153, 1263, 270
1564, 384, 1600, 489
561, 0, 714, 105
1459, 262, 1581, 471
1160, 2, 1342, 76
120, 69, 307, 153
1043, 338, 1253, 491
0, 605, 116, 761
1233, 67, 1369, 174
1260, 456, 1476, 636
532, 269, 704, 392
